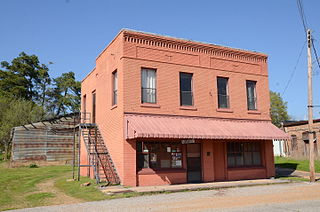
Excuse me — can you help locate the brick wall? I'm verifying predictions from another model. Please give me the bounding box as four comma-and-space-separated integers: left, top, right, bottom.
122, 31, 271, 121
82, 29, 274, 186
80, 32, 125, 181
284, 122, 320, 159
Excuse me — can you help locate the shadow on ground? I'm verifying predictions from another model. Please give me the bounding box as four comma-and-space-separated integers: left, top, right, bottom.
275, 163, 298, 177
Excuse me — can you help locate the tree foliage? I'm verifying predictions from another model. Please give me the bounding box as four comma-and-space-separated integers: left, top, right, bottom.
47, 72, 81, 116
270, 91, 290, 127
0, 52, 50, 104
0, 52, 81, 158
0, 96, 44, 160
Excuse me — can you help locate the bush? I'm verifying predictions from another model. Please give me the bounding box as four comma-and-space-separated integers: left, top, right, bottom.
29, 164, 39, 168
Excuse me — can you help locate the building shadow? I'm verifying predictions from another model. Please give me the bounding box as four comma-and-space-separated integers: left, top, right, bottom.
275, 163, 298, 177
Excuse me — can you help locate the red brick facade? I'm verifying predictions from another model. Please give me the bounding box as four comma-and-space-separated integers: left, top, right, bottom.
81, 29, 278, 186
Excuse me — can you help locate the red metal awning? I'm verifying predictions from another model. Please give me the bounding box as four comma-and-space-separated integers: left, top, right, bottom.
125, 113, 290, 140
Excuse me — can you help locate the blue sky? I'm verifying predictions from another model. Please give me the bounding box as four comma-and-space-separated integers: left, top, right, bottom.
1, 0, 320, 120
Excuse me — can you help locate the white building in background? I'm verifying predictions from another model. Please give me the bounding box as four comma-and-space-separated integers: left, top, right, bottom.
273, 139, 286, 157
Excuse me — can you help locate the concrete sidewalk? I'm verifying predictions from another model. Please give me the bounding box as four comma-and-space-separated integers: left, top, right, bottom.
101, 167, 320, 195
101, 178, 290, 194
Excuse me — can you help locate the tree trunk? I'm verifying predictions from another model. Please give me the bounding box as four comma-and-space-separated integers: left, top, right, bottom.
4, 139, 8, 161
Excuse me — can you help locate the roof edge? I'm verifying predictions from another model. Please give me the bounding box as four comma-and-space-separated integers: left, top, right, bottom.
122, 28, 268, 58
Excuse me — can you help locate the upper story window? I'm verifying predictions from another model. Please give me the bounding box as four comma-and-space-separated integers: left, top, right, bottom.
180, 72, 193, 106
217, 77, 229, 108
246, 80, 257, 110
82, 95, 86, 114
112, 71, 118, 105
141, 68, 156, 103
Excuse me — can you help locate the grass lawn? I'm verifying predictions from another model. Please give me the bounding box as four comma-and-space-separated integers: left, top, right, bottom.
274, 156, 320, 172
4, 156, 319, 210
0, 161, 110, 211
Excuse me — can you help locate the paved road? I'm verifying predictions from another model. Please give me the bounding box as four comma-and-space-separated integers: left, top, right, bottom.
11, 182, 320, 212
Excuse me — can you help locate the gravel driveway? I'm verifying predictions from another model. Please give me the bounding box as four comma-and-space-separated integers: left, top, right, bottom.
11, 182, 320, 212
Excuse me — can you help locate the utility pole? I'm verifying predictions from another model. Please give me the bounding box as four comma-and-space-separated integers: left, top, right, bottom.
307, 29, 315, 182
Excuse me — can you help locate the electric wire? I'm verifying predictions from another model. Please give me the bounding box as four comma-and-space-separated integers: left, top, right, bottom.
296, 0, 320, 74
311, 39, 320, 72
297, 0, 308, 34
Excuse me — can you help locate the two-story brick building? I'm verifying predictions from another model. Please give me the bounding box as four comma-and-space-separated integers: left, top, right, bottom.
80, 29, 289, 187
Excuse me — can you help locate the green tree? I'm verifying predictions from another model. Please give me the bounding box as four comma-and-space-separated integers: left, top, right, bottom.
47, 71, 81, 116
0, 52, 81, 158
270, 91, 290, 127
0, 96, 43, 160
0, 52, 50, 104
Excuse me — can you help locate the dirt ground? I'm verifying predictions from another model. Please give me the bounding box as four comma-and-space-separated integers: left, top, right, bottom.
36, 179, 82, 205
11, 182, 320, 212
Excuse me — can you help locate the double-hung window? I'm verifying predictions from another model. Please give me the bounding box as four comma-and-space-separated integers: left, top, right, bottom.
180, 72, 193, 106
112, 71, 118, 105
217, 77, 229, 108
141, 68, 156, 103
246, 80, 257, 110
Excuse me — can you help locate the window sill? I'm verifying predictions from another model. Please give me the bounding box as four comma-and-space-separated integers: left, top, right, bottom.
216, 108, 233, 113
137, 168, 186, 175
247, 110, 261, 115
140, 103, 161, 108
111, 105, 118, 110
179, 106, 197, 111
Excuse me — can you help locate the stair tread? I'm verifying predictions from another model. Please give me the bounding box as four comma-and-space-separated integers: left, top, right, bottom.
81, 125, 120, 184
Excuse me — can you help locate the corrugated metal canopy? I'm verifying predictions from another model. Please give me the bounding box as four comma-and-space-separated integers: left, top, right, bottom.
125, 114, 289, 140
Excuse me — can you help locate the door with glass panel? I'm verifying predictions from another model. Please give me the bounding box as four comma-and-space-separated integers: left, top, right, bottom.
187, 143, 202, 183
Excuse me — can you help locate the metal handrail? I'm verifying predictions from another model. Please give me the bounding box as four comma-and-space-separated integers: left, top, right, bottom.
80, 112, 92, 124
95, 125, 120, 184
79, 124, 100, 184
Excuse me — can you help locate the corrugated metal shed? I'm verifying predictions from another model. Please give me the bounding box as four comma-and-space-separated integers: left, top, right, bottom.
11, 114, 79, 162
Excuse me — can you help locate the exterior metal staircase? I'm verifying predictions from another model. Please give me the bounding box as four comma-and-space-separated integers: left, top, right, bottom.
80, 123, 120, 185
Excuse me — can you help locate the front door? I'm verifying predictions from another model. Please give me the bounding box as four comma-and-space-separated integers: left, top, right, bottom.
187, 143, 202, 183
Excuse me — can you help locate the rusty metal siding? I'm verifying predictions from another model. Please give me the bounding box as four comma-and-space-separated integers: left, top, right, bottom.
12, 129, 75, 162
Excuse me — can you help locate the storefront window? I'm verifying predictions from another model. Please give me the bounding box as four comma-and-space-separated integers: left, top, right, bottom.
137, 142, 183, 170
227, 142, 261, 168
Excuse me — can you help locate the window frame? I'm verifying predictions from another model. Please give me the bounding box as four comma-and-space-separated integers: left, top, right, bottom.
112, 70, 118, 106
179, 72, 194, 106
227, 142, 262, 168
291, 134, 297, 150
141, 68, 157, 104
217, 77, 230, 109
82, 94, 88, 122
246, 80, 257, 110
136, 141, 183, 171
302, 131, 316, 143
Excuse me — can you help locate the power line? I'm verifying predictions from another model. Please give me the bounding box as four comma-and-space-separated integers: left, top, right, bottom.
311, 37, 320, 71
282, 40, 307, 96
296, 0, 320, 74
297, 0, 308, 33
